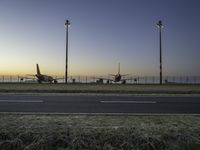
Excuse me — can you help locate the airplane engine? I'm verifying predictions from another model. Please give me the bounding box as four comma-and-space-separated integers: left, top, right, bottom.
96, 79, 103, 84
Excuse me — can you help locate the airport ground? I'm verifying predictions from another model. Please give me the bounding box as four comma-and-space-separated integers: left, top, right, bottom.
0, 83, 200, 94
0, 83, 200, 149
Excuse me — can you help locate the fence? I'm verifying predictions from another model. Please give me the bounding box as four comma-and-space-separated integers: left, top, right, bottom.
0, 75, 200, 84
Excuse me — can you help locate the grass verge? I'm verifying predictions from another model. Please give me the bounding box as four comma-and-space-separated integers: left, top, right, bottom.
0, 83, 200, 94
0, 114, 200, 150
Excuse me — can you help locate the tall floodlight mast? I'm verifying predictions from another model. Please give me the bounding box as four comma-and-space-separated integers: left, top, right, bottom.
156, 20, 164, 84
65, 20, 70, 83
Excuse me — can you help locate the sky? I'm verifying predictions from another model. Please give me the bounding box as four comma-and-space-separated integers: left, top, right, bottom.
0, 0, 200, 76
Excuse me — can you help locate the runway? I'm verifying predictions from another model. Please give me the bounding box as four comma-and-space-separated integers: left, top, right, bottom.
0, 94, 200, 114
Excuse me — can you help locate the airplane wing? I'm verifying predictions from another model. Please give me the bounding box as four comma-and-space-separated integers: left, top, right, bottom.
121, 74, 129, 77
121, 75, 133, 81
93, 77, 113, 83
19, 74, 36, 80
19, 76, 36, 82
22, 77, 36, 80
108, 74, 116, 76
121, 78, 132, 81
93, 77, 109, 80
121, 76, 138, 81
26, 74, 36, 77
53, 77, 64, 80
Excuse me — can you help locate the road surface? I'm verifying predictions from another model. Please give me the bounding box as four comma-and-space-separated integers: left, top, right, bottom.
0, 94, 200, 114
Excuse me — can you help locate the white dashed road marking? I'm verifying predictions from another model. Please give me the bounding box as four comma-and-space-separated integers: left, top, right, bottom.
0, 100, 44, 103
100, 101, 157, 104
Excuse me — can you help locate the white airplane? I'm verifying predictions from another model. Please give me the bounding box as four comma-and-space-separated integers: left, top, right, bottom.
96, 63, 130, 84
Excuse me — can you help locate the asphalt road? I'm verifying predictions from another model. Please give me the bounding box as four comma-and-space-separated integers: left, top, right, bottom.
0, 94, 200, 114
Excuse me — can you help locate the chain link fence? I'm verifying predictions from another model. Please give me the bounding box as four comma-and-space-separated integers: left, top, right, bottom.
0, 75, 200, 84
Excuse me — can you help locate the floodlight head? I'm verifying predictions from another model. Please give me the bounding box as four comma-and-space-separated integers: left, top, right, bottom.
65, 20, 70, 28
157, 20, 164, 28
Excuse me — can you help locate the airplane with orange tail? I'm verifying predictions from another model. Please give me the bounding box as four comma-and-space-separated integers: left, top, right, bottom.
21, 64, 62, 83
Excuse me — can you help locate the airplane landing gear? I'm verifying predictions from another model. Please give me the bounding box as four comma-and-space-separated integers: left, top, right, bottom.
54, 80, 58, 84
96, 79, 103, 84
122, 80, 126, 84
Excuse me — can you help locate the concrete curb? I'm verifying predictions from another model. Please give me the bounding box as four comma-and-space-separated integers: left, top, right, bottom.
0, 112, 200, 116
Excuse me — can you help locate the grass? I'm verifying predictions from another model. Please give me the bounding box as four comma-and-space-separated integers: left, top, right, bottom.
0, 83, 200, 94
0, 114, 200, 150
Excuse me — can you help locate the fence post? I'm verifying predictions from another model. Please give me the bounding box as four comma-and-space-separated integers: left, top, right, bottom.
78, 76, 80, 83
144, 76, 147, 84
172, 76, 174, 83
186, 76, 189, 84
194, 76, 196, 84
152, 76, 155, 84
10, 76, 12, 83
165, 76, 168, 84
180, 76, 182, 84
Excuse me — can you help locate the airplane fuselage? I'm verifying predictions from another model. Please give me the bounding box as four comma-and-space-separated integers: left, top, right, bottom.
36, 74, 54, 83
114, 74, 122, 82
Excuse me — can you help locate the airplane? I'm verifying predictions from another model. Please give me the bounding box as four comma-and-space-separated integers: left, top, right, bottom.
21, 64, 61, 83
96, 63, 130, 84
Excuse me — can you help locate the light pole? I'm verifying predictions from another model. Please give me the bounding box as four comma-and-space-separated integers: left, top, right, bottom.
65, 20, 70, 83
156, 20, 164, 85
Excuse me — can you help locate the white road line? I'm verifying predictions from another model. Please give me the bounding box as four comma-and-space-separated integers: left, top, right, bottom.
100, 101, 157, 104
0, 100, 44, 103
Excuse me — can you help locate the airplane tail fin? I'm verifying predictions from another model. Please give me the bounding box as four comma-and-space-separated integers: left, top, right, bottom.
118, 63, 120, 74
36, 64, 41, 75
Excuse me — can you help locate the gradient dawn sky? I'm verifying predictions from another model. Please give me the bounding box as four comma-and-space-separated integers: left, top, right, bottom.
0, 0, 200, 76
